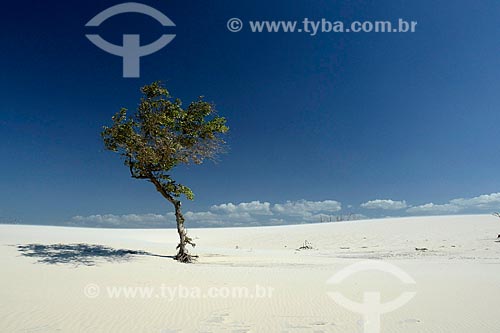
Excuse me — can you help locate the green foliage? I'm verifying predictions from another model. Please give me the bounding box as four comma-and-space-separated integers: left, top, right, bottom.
101, 81, 228, 201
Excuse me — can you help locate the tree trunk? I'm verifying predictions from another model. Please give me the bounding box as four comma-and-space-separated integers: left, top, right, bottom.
149, 176, 195, 263
171, 199, 194, 263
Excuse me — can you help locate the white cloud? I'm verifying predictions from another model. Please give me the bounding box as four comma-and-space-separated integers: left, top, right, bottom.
268, 218, 286, 225
272, 200, 342, 216
406, 192, 500, 215
449, 192, 500, 209
406, 203, 462, 214
69, 213, 174, 228
210, 201, 272, 215
360, 199, 407, 210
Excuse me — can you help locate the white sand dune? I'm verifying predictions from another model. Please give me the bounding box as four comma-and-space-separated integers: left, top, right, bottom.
1, 214, 499, 332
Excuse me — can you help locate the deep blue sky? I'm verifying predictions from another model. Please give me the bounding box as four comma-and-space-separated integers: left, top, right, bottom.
1, 0, 500, 226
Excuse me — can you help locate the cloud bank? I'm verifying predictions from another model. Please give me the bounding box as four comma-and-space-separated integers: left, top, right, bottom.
69, 199, 342, 228
67, 192, 500, 228
407, 192, 500, 215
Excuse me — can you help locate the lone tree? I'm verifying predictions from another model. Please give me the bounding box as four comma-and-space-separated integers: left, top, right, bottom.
101, 82, 228, 262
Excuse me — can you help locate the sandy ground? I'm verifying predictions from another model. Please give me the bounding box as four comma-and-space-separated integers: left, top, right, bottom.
1, 214, 499, 332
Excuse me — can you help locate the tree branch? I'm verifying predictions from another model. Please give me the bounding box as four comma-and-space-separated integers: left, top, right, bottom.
149, 176, 177, 204
127, 155, 150, 179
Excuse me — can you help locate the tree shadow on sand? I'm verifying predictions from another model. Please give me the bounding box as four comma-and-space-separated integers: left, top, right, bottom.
16, 243, 173, 266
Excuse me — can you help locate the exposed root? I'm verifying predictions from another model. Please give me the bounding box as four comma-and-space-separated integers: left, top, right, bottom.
296, 240, 314, 251
174, 250, 198, 263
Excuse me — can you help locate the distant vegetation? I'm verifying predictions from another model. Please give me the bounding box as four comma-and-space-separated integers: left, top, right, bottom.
318, 213, 362, 222
0, 217, 20, 225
